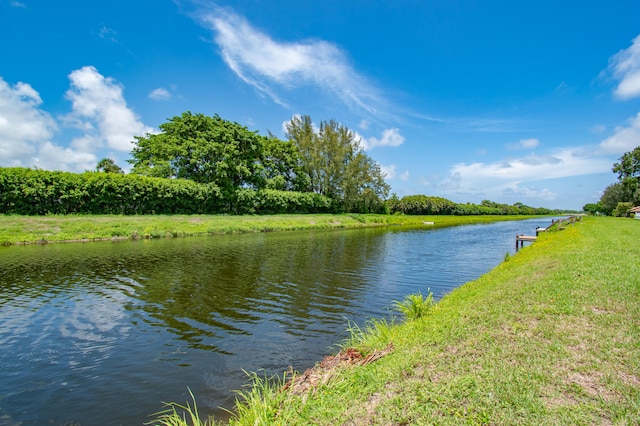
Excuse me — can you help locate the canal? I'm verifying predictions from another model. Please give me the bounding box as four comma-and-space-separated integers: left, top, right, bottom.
0, 217, 553, 425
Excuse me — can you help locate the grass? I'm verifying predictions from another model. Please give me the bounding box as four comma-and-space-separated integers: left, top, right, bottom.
0, 213, 536, 245
152, 216, 639, 425
393, 290, 436, 320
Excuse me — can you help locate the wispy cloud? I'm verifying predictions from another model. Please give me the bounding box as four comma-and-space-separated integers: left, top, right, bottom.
608, 34, 640, 100
598, 112, 640, 155
98, 24, 119, 44
381, 164, 396, 179
507, 137, 539, 150
194, 5, 386, 117
149, 87, 172, 101
440, 147, 612, 201
360, 128, 405, 150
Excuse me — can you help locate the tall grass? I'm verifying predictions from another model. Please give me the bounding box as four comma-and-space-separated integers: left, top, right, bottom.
393, 290, 436, 320
148, 389, 213, 426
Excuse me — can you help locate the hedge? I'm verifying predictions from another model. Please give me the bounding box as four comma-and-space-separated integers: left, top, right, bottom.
0, 168, 333, 215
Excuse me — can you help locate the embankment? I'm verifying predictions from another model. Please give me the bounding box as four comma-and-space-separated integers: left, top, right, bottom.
223, 216, 639, 425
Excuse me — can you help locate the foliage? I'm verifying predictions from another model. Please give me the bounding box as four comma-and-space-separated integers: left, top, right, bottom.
285, 115, 390, 212
0, 167, 336, 216
96, 157, 124, 174
129, 112, 266, 201
393, 291, 436, 320
593, 146, 640, 215
612, 145, 640, 180
261, 134, 309, 192
613, 201, 633, 217
387, 195, 557, 216
0, 167, 220, 215
582, 202, 603, 215
599, 181, 633, 215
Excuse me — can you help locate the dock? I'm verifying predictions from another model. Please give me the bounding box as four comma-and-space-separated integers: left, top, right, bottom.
515, 215, 583, 251
516, 234, 537, 251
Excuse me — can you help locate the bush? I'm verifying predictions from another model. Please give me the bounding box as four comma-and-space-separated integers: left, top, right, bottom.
0, 167, 333, 216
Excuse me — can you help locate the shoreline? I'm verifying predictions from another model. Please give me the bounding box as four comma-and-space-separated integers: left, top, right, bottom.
0, 213, 541, 246
186, 216, 639, 425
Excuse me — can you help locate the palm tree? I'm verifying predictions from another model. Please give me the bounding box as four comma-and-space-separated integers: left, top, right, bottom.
96, 158, 124, 174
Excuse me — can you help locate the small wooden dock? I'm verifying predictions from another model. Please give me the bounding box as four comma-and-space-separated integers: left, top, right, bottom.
516, 234, 537, 251
515, 215, 583, 251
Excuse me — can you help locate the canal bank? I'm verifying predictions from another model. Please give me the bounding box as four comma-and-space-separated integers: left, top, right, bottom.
184, 216, 639, 425
0, 213, 538, 246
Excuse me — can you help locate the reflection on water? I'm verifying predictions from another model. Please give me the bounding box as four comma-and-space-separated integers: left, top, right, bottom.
0, 218, 553, 425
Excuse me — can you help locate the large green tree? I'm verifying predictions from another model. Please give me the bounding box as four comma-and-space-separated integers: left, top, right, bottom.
612, 146, 640, 180
129, 112, 265, 199
599, 181, 636, 215
261, 134, 310, 192
598, 146, 640, 214
285, 115, 390, 212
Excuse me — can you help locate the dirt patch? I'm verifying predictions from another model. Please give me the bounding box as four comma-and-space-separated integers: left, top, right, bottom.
617, 371, 640, 387
285, 343, 394, 398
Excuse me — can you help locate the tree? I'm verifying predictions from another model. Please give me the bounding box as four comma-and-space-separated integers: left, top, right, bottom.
599, 181, 631, 215
613, 201, 633, 217
285, 115, 390, 212
612, 146, 640, 180
582, 202, 603, 215
96, 158, 123, 174
261, 134, 310, 192
129, 112, 265, 200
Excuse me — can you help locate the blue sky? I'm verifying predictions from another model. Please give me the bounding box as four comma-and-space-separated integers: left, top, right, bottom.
2, 1, 640, 210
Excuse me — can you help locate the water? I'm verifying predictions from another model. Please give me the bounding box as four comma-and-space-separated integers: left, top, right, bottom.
0, 217, 553, 425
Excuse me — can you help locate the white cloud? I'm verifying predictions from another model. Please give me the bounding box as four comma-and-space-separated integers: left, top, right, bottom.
503, 185, 557, 201
196, 6, 385, 116
598, 112, 640, 154
440, 148, 612, 201
64, 66, 154, 152
609, 34, 640, 100
399, 170, 410, 181
0, 77, 57, 165
381, 164, 396, 179
360, 128, 405, 150
149, 87, 172, 101
34, 141, 96, 171
359, 119, 370, 130
507, 138, 539, 150
0, 76, 97, 170
450, 149, 609, 182
0, 67, 152, 171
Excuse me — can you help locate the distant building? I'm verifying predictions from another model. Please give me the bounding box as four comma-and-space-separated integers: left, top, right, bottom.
630, 206, 640, 220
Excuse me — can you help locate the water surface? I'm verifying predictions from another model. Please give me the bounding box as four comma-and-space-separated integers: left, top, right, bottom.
0, 217, 552, 425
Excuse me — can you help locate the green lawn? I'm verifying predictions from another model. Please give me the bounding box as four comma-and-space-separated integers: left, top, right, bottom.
0, 213, 534, 245
201, 216, 638, 425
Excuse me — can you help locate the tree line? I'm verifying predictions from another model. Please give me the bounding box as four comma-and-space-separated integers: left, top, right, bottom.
1, 111, 565, 216
584, 146, 640, 216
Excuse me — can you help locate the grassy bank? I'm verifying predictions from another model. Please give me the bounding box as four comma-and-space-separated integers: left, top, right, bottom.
155, 216, 639, 425
0, 214, 535, 245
